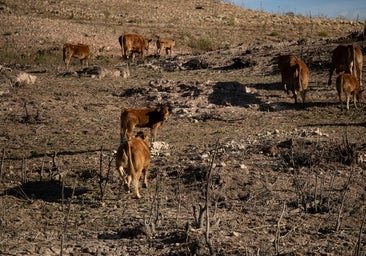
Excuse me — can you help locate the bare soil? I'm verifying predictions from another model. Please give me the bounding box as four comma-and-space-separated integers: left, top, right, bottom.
1, 1, 366, 255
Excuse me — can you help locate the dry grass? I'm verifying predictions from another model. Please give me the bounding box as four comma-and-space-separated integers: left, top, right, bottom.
1, 1, 366, 255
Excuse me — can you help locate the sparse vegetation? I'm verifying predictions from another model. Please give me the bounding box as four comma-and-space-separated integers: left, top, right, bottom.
188, 37, 215, 52
318, 30, 329, 37
1, 0, 365, 255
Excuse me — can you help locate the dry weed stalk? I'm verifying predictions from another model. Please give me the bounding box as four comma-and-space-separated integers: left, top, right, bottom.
97, 146, 113, 201
274, 202, 287, 255
21, 158, 27, 183
60, 180, 76, 256
335, 168, 353, 232
354, 208, 366, 256
145, 169, 163, 237
0, 148, 5, 182
98, 146, 104, 200
175, 169, 183, 226
191, 139, 220, 255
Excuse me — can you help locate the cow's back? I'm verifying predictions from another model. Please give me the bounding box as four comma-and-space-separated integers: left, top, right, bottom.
332, 44, 354, 73
120, 33, 148, 56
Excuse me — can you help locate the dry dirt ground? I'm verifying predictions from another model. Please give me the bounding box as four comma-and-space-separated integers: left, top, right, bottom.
1, 1, 366, 255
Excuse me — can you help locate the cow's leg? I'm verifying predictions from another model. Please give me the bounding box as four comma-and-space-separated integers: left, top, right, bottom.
133, 172, 142, 199
338, 92, 343, 111
293, 90, 298, 104
65, 57, 71, 69
142, 165, 150, 188
120, 126, 127, 143
151, 127, 158, 142
117, 165, 125, 179
346, 94, 351, 110
328, 66, 335, 85
356, 63, 362, 88
126, 124, 135, 141
125, 175, 132, 193
300, 90, 306, 104
353, 92, 358, 109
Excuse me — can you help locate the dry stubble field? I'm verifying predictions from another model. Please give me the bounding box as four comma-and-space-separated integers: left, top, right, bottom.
1, 0, 366, 255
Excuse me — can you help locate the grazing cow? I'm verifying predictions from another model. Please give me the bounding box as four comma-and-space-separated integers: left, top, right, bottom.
116, 131, 151, 199
328, 44, 363, 88
63, 43, 90, 68
336, 73, 364, 111
118, 33, 151, 62
156, 37, 175, 56
120, 106, 170, 142
278, 54, 310, 104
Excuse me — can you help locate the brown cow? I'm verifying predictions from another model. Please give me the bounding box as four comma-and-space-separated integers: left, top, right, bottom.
278, 54, 310, 104
328, 44, 363, 88
116, 131, 151, 199
118, 33, 152, 62
156, 37, 175, 56
63, 43, 90, 68
120, 106, 170, 142
336, 73, 364, 111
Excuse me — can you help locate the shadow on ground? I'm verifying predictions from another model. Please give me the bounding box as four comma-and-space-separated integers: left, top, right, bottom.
2, 180, 89, 202
208, 81, 262, 107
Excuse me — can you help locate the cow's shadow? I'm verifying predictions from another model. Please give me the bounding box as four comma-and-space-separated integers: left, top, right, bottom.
208, 81, 263, 107
2, 180, 89, 202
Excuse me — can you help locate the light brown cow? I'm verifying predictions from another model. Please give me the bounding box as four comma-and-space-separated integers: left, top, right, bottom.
336, 73, 364, 111
116, 131, 151, 199
120, 106, 170, 142
278, 54, 310, 104
328, 44, 363, 88
156, 37, 175, 56
63, 43, 90, 68
118, 33, 152, 62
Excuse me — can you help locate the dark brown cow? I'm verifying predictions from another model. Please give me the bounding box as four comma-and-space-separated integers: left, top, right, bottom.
278, 54, 310, 104
120, 106, 170, 142
156, 37, 175, 56
63, 43, 90, 68
116, 131, 151, 199
118, 33, 152, 62
336, 73, 364, 111
328, 44, 363, 88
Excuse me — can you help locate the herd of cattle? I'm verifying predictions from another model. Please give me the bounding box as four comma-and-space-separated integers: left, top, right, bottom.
62, 33, 364, 198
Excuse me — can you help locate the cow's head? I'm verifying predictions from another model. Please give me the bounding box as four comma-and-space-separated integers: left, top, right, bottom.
145, 39, 153, 53
158, 105, 170, 121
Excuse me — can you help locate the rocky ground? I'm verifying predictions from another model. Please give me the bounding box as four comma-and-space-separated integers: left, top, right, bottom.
1, 0, 366, 255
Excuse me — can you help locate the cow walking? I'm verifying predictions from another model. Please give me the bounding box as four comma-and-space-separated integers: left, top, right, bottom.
328, 44, 363, 88
156, 37, 175, 56
118, 33, 151, 62
120, 106, 170, 142
116, 131, 151, 199
63, 43, 90, 69
336, 73, 364, 111
278, 54, 310, 104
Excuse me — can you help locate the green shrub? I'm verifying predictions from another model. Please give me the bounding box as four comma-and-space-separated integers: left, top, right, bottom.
188, 38, 214, 52
318, 31, 329, 37
270, 31, 280, 36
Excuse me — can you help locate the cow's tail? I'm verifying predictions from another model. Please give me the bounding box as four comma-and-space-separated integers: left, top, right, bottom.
126, 141, 136, 177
